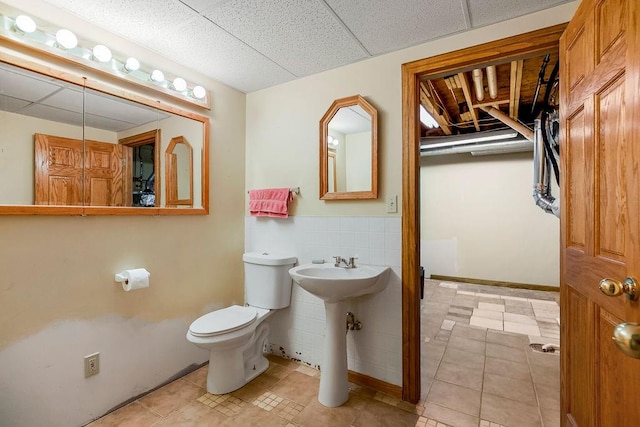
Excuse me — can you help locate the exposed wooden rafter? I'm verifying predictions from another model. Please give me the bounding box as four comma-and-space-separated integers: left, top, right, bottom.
456, 72, 481, 131
419, 81, 452, 135
509, 60, 524, 119
418, 50, 557, 139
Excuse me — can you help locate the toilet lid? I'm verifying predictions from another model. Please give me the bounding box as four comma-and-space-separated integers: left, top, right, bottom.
189, 305, 257, 337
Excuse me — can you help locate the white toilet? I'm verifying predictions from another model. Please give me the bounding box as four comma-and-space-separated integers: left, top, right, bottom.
186, 252, 297, 394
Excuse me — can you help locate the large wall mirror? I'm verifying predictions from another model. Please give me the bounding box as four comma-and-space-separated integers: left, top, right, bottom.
319, 95, 378, 200
0, 57, 208, 215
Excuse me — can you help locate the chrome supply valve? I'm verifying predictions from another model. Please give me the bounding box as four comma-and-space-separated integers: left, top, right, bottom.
346, 312, 362, 332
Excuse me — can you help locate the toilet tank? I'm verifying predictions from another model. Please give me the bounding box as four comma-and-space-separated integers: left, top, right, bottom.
243, 252, 297, 309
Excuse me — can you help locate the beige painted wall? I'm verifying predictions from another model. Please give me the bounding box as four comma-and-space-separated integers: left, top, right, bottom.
245, 0, 576, 388
0, 0, 579, 424
421, 153, 560, 286
245, 2, 578, 216
0, 1, 246, 425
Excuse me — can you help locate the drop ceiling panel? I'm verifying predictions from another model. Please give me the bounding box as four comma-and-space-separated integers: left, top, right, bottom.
0, 95, 31, 113
84, 113, 139, 132
204, 0, 369, 77
142, 15, 297, 93
37, 0, 576, 92
21, 103, 83, 128
40, 87, 83, 113
326, 0, 470, 55
0, 66, 63, 103
180, 0, 230, 13
42, 0, 200, 46
467, 0, 569, 28
85, 91, 157, 126
330, 105, 370, 134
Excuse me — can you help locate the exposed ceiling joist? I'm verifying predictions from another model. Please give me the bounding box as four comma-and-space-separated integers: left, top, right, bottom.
457, 71, 481, 131
419, 81, 452, 135
509, 60, 524, 120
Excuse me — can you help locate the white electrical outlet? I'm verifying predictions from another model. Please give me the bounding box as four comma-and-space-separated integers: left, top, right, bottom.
84, 352, 100, 377
386, 195, 398, 213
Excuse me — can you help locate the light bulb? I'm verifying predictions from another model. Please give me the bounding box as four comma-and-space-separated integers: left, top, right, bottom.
124, 57, 140, 72
15, 15, 36, 34
55, 29, 77, 49
172, 77, 187, 92
192, 85, 206, 99
92, 45, 112, 63
150, 69, 164, 82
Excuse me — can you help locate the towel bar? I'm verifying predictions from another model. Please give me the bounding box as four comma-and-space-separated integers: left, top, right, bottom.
247, 187, 299, 195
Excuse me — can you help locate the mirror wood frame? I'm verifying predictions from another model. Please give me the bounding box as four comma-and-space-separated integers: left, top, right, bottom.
400, 24, 566, 403
0, 39, 209, 216
319, 95, 378, 200
165, 136, 194, 207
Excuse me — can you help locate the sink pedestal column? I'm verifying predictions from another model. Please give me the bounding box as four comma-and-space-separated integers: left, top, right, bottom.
318, 300, 349, 407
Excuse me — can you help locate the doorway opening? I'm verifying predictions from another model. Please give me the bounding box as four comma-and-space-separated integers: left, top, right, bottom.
401, 24, 567, 404
119, 129, 161, 207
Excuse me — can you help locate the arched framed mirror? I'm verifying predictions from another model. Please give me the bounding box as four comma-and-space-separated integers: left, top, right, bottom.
319, 95, 378, 200
165, 136, 193, 207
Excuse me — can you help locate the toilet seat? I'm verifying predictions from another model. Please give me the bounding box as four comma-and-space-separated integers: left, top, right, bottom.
189, 305, 257, 337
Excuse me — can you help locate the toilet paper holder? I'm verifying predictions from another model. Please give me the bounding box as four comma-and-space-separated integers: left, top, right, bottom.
114, 272, 129, 284
114, 268, 150, 292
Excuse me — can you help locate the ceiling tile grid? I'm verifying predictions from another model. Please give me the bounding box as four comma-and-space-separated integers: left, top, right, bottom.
325, 0, 470, 55
142, 14, 298, 93
40, 88, 83, 113
202, 0, 369, 77
24, 103, 83, 128
0, 66, 63, 103
34, 0, 576, 92
180, 0, 231, 14
43, 0, 201, 46
467, 0, 571, 28
0, 96, 30, 113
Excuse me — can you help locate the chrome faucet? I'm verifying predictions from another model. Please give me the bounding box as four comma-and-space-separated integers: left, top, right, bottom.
333, 256, 357, 268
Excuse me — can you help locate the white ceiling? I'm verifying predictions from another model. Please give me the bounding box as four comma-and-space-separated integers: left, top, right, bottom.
0, 62, 166, 132
40, 0, 572, 93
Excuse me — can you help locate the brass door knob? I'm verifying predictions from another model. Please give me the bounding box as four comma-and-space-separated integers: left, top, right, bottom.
598, 277, 638, 300
613, 323, 640, 359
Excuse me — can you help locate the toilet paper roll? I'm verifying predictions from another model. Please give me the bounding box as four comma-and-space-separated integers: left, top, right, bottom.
120, 268, 150, 291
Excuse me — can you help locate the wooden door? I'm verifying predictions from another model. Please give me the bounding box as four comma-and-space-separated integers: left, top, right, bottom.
34, 133, 123, 206
560, 0, 640, 425
34, 133, 83, 205
83, 140, 123, 206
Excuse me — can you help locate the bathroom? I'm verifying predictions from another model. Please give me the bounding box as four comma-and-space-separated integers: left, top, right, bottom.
0, 1, 582, 426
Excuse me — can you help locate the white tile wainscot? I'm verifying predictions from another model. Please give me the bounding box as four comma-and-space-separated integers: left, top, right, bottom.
245, 216, 402, 386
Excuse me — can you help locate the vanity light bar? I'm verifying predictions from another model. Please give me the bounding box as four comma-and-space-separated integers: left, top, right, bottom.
0, 11, 210, 108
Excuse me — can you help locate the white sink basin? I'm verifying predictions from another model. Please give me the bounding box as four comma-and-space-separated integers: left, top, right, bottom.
289, 263, 390, 303
288, 262, 391, 407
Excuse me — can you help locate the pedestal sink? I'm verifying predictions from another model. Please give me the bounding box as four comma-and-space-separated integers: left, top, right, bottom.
289, 263, 390, 407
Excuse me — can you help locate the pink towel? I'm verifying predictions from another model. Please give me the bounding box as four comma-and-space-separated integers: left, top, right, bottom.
249, 188, 292, 218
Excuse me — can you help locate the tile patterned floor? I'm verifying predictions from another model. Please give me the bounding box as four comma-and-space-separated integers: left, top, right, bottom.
87, 279, 560, 427
420, 279, 560, 427
87, 355, 426, 427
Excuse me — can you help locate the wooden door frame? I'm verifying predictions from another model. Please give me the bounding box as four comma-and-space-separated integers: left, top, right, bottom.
119, 129, 161, 207
400, 24, 567, 403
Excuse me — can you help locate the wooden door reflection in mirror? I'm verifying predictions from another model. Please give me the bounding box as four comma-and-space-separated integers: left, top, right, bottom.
165, 136, 193, 207
0, 57, 209, 215
319, 95, 378, 200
